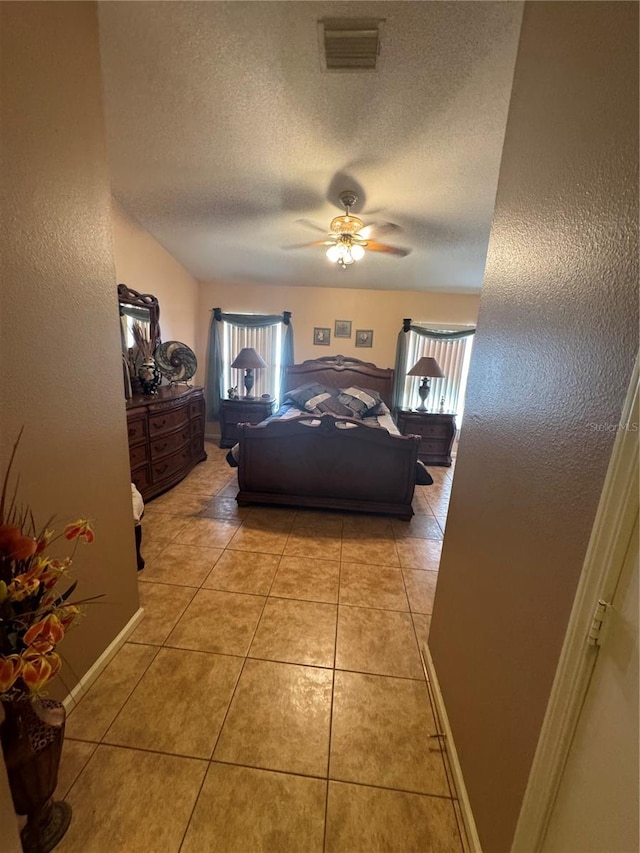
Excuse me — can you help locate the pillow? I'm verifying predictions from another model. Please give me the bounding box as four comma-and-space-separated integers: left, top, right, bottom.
283, 382, 328, 412
314, 392, 355, 418
336, 386, 384, 418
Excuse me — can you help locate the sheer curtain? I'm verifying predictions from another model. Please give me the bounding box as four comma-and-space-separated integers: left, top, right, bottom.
393, 320, 475, 421
206, 309, 294, 420
222, 322, 282, 400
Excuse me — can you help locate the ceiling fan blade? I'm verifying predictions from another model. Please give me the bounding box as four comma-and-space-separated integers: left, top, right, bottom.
365, 240, 411, 258
294, 218, 329, 235
282, 239, 336, 250
360, 221, 401, 240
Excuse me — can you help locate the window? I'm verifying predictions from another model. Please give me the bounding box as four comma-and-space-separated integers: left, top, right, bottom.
402, 326, 474, 422
206, 308, 293, 421
222, 320, 283, 401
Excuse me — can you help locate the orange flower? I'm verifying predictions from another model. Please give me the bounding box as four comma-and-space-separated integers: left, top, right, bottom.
0, 523, 37, 561
58, 604, 81, 630
21, 650, 61, 692
0, 655, 23, 693
7, 575, 40, 601
23, 614, 65, 651
36, 558, 68, 590
35, 529, 54, 554
63, 519, 94, 544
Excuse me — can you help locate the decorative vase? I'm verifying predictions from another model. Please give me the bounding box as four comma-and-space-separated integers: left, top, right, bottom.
138, 357, 162, 395
0, 698, 72, 853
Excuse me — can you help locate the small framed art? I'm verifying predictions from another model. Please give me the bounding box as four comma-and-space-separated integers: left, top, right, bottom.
334, 319, 352, 338
355, 329, 373, 348
314, 327, 331, 346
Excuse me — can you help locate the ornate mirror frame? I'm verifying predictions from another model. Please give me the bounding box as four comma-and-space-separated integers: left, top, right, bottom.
117, 283, 161, 345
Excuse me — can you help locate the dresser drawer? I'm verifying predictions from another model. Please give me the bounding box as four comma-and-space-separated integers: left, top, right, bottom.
150, 445, 192, 484
410, 423, 449, 438
191, 417, 203, 437
149, 425, 191, 459
148, 406, 189, 436
190, 399, 205, 419
396, 411, 455, 467
131, 464, 151, 495
127, 417, 148, 445
191, 434, 204, 458
221, 407, 263, 425
129, 443, 149, 469
419, 438, 449, 453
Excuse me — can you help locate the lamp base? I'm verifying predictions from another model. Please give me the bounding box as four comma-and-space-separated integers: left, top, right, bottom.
416, 378, 431, 412
243, 368, 255, 398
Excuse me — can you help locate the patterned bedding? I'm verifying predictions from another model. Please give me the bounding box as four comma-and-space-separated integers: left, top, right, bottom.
265, 402, 401, 434
222, 386, 433, 486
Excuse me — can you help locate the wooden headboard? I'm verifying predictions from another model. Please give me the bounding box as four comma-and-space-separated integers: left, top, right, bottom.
284, 355, 395, 407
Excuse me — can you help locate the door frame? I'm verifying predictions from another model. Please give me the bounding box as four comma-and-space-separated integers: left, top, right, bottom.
511, 356, 639, 852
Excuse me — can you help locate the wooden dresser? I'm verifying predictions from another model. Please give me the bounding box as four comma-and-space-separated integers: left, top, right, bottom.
126, 386, 207, 501
219, 396, 275, 448
395, 410, 457, 467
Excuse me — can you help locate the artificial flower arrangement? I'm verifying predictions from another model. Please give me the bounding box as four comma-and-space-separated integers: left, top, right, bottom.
0, 432, 95, 702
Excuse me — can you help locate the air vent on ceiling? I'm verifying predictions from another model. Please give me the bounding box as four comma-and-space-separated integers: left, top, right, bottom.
319, 18, 384, 71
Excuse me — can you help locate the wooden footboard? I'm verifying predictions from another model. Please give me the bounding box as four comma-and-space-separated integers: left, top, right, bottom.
236, 414, 420, 520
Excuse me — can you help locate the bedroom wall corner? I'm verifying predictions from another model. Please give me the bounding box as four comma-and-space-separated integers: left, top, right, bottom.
196, 280, 480, 392
428, 3, 639, 852
110, 198, 200, 361
0, 1, 139, 699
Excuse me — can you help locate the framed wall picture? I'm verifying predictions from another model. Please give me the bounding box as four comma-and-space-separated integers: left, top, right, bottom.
334, 319, 352, 338
355, 329, 373, 348
314, 327, 331, 346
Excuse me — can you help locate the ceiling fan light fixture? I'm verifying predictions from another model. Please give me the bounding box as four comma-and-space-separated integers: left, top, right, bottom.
326, 236, 364, 268
329, 213, 364, 235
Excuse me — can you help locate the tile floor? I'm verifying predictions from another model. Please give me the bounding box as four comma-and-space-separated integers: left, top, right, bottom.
56, 441, 460, 852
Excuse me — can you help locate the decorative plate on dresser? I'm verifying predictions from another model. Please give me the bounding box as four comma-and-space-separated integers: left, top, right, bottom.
155, 340, 198, 384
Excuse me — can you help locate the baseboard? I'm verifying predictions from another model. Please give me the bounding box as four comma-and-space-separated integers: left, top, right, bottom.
422, 642, 483, 853
63, 607, 145, 712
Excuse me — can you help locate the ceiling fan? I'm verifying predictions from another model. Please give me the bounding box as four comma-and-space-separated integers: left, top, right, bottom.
284, 190, 411, 269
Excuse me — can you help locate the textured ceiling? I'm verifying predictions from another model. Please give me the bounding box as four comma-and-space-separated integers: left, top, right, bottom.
98, 1, 523, 291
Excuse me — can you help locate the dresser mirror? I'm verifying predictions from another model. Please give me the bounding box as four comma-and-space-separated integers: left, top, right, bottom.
117, 283, 161, 352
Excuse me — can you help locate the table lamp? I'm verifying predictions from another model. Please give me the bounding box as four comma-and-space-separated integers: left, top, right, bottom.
407, 356, 444, 411
231, 347, 267, 398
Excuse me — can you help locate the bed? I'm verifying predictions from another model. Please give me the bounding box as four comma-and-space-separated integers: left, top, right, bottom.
233, 355, 423, 520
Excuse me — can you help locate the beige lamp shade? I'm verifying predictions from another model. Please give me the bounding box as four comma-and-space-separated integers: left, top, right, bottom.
407, 356, 444, 378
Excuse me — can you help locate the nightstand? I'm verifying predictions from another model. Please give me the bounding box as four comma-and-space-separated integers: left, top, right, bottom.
219, 396, 275, 448
395, 410, 456, 466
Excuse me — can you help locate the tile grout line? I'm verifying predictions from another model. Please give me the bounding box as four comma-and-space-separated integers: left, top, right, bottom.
176, 529, 281, 853
322, 547, 342, 853
59, 740, 98, 804
68, 641, 162, 747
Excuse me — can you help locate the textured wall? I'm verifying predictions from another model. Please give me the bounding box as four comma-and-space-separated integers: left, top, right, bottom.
0, 2, 139, 698
428, 4, 638, 852
197, 280, 479, 382
111, 199, 199, 355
